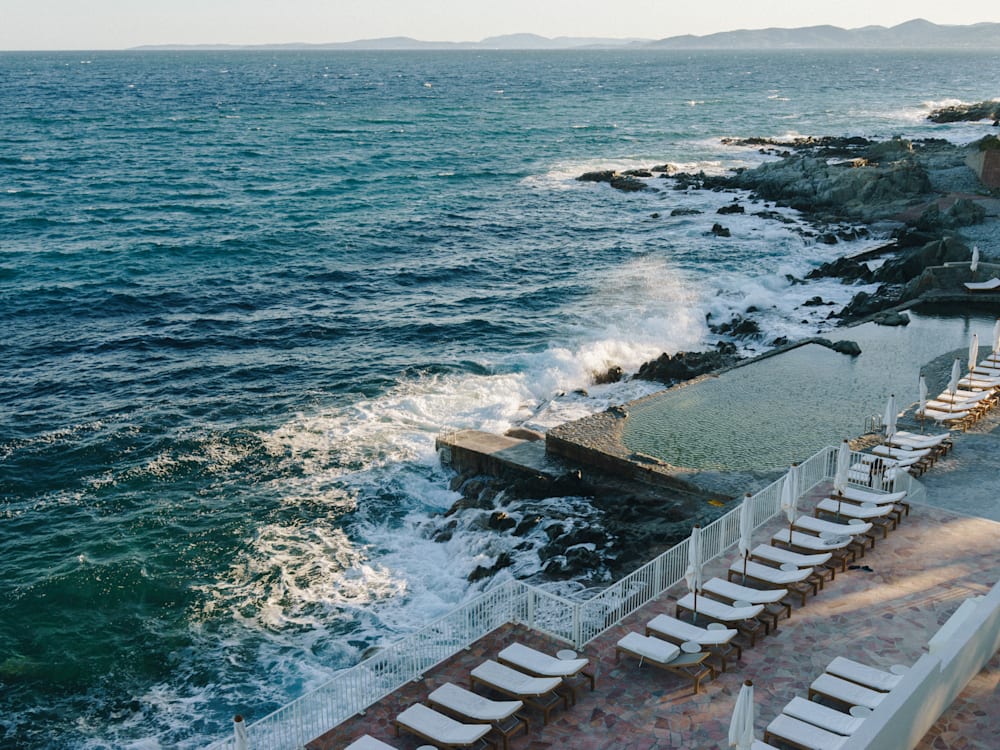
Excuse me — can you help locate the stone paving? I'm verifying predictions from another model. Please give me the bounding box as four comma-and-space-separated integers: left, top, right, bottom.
309, 483, 1000, 750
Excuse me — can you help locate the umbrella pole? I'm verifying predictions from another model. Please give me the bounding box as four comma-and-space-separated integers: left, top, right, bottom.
692, 589, 698, 624
742, 552, 748, 584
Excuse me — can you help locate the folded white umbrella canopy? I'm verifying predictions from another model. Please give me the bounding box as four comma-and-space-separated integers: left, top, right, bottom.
780, 463, 800, 535
969, 333, 979, 374
685, 524, 703, 618
971, 245, 979, 273
949, 358, 961, 396
883, 393, 897, 443
728, 679, 756, 750
833, 440, 850, 517
737, 492, 754, 582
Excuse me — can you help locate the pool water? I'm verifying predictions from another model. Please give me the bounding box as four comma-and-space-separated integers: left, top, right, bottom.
622, 309, 998, 472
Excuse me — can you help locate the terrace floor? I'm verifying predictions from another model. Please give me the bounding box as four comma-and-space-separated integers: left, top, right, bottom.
309, 482, 1000, 750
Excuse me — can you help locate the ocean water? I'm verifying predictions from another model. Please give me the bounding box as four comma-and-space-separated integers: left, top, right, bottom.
1, 49, 998, 749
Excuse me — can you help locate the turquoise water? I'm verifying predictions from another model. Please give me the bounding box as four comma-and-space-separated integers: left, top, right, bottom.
623, 310, 999, 471
2, 49, 999, 748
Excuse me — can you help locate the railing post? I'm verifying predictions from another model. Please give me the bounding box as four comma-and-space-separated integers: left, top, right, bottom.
572, 603, 581, 648
527, 587, 535, 628
234, 715, 247, 750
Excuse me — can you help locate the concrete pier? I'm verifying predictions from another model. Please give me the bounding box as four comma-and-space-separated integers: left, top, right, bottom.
435, 430, 565, 481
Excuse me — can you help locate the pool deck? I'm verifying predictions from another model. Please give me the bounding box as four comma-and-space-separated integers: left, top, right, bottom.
309, 481, 1000, 750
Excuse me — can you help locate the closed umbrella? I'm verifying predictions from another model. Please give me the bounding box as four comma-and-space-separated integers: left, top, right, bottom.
728, 679, 756, 750
685, 525, 703, 621
780, 463, 799, 537
833, 440, 850, 518
918, 374, 928, 432
949, 358, 961, 396
969, 333, 979, 374
971, 245, 980, 274
234, 715, 248, 750
993, 319, 1000, 354
737, 492, 754, 583
883, 393, 897, 443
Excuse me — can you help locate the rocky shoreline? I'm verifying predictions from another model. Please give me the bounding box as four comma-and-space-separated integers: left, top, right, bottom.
436, 119, 1000, 587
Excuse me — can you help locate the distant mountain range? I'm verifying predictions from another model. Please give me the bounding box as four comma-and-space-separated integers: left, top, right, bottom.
134, 19, 1000, 51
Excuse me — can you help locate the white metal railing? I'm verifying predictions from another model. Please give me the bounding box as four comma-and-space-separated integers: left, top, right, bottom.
207, 442, 891, 750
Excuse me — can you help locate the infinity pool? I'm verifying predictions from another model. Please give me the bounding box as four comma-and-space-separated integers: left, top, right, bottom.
622, 308, 998, 473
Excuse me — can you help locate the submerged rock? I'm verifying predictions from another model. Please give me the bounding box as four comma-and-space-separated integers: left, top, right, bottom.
635, 343, 741, 384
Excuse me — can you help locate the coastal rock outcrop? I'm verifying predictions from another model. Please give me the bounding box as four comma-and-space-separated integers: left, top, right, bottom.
927, 101, 1000, 124
635, 342, 741, 384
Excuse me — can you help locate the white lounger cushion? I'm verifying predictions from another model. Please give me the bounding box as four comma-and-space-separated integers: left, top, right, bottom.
346, 735, 399, 750
428, 682, 522, 721
894, 430, 949, 444
782, 696, 864, 735
922, 407, 971, 422
870, 445, 931, 460
772, 529, 852, 551
471, 660, 562, 696
704, 576, 788, 603
498, 643, 589, 678
751, 543, 832, 567
811, 673, 887, 709
728, 559, 814, 585
617, 631, 680, 663
816, 498, 895, 520
396, 704, 491, 745
839, 487, 907, 505
646, 613, 738, 645
964, 277, 1000, 290
794, 515, 873, 536
826, 656, 902, 691
767, 713, 849, 749
676, 592, 764, 621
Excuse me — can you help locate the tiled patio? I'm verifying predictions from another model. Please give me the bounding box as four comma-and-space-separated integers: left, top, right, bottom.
309, 484, 1000, 750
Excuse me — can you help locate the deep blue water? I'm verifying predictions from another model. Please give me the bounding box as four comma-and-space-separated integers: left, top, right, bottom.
1, 49, 998, 748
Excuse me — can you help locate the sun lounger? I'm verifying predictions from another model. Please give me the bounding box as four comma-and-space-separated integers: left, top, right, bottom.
782, 696, 865, 735
870, 445, 933, 470
764, 713, 850, 750
838, 486, 910, 517
394, 704, 493, 749
728, 558, 817, 605
808, 673, 887, 710
921, 406, 972, 426
825, 656, 903, 692
614, 631, 716, 694
703, 576, 790, 632
750, 543, 835, 587
676, 591, 767, 645
792, 515, 874, 553
772, 529, 856, 570
816, 498, 898, 530
964, 277, 1000, 291
644, 612, 742, 670
497, 643, 594, 698
428, 683, 526, 750
469, 660, 567, 725
346, 735, 400, 750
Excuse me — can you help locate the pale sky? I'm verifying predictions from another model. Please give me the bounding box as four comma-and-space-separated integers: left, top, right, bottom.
2, 0, 998, 50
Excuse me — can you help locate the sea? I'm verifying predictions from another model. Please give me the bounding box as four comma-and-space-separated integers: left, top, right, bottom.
1, 48, 998, 749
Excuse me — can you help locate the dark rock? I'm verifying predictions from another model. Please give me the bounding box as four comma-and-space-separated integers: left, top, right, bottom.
635, 346, 742, 384
802, 296, 829, 307
622, 169, 653, 178
670, 208, 702, 216
593, 365, 624, 385
651, 163, 676, 173
806, 255, 873, 283
831, 340, 862, 356
873, 311, 910, 327
468, 552, 512, 582
650, 212, 660, 219
711, 223, 731, 237
577, 170, 616, 183
487, 511, 517, 532
717, 203, 745, 215
928, 101, 1000, 124
872, 237, 970, 284
513, 515, 542, 536
609, 175, 649, 192
772, 336, 790, 346
818, 233, 838, 245
712, 315, 761, 337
